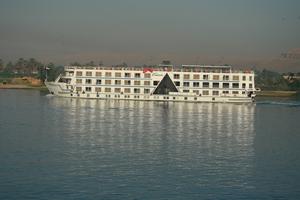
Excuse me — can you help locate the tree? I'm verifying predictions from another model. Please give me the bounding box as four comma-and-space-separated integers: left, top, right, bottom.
161, 60, 171, 65
85, 61, 96, 66
70, 62, 81, 66
0, 59, 4, 72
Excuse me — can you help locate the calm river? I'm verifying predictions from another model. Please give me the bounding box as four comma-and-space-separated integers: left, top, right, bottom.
0, 90, 300, 199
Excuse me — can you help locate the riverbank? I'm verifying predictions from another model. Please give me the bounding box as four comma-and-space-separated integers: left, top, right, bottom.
0, 83, 47, 90
256, 90, 298, 97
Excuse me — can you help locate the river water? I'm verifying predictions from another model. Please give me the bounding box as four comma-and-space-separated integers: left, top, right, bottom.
0, 90, 300, 199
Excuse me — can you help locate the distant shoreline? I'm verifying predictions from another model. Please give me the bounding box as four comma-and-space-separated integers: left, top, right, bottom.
256, 90, 298, 97
0, 84, 47, 90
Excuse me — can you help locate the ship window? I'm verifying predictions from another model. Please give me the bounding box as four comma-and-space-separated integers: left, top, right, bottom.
223, 75, 229, 81
96, 79, 101, 85
153, 81, 159, 86
134, 81, 140, 85
174, 81, 180, 86
184, 74, 190, 79
95, 87, 101, 92
115, 80, 121, 85
76, 87, 82, 91
134, 88, 140, 93
249, 83, 253, 88
76, 71, 82, 76
76, 79, 82, 84
223, 83, 229, 88
85, 87, 92, 92
213, 91, 219, 96
232, 83, 239, 88
105, 80, 111, 85
183, 82, 190, 87
174, 74, 180, 79
135, 73, 141, 78
203, 90, 209, 95
203, 75, 209, 80
144, 73, 151, 78
233, 75, 239, 81
115, 72, 121, 77
242, 83, 246, 88
213, 75, 219, 80
144, 89, 150, 94
243, 76, 246, 81
125, 80, 131, 85
203, 82, 209, 88
213, 83, 219, 88
193, 74, 200, 80
85, 79, 92, 84
96, 72, 101, 77
144, 81, 150, 85
232, 91, 239, 94
105, 88, 111, 92
124, 88, 131, 93
125, 73, 131, 78
193, 90, 199, 95
105, 72, 112, 77
114, 88, 121, 93
183, 90, 189, 93
193, 82, 199, 87
86, 71, 92, 76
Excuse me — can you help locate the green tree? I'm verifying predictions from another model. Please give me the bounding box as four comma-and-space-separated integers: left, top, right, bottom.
0, 59, 4, 71
70, 62, 81, 66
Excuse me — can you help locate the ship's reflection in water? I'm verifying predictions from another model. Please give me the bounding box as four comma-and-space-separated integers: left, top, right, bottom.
48, 98, 256, 198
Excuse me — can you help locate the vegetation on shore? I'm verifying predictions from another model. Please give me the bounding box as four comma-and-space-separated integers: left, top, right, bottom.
0, 58, 300, 93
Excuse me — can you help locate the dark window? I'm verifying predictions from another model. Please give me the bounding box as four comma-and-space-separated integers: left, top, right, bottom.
213, 83, 219, 88
232, 83, 239, 88
203, 82, 209, 88
183, 82, 190, 87
153, 81, 159, 86
174, 81, 180, 86
193, 82, 200, 87
85, 87, 92, 92
223, 83, 229, 88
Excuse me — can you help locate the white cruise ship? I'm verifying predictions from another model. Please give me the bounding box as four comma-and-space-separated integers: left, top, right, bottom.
45, 64, 257, 103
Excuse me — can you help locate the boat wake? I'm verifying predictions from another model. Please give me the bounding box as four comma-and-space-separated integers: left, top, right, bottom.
46, 94, 55, 97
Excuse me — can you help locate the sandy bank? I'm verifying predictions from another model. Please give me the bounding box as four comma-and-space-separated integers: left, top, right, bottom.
0, 84, 47, 90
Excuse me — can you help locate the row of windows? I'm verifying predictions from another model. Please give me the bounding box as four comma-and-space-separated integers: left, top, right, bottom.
76, 79, 152, 86
76, 87, 244, 96
74, 71, 253, 81
179, 82, 253, 89
174, 74, 253, 81
76, 87, 151, 94
76, 79, 253, 88
76, 71, 151, 78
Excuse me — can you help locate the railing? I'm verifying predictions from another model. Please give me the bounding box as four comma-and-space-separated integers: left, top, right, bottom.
64, 66, 254, 74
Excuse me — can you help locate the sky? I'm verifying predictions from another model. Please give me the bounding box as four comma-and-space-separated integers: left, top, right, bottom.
0, 0, 300, 70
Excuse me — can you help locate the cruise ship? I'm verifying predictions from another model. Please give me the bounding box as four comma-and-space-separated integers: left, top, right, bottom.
45, 64, 256, 103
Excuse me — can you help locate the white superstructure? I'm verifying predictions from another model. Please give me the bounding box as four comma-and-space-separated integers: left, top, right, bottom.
45, 64, 256, 103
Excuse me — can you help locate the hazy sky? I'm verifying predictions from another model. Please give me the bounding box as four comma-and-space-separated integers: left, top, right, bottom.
0, 0, 300, 66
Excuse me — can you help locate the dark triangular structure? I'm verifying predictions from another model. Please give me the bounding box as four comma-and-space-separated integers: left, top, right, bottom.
153, 73, 178, 95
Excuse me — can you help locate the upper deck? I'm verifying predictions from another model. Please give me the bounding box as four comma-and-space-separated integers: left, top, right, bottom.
64, 65, 254, 74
